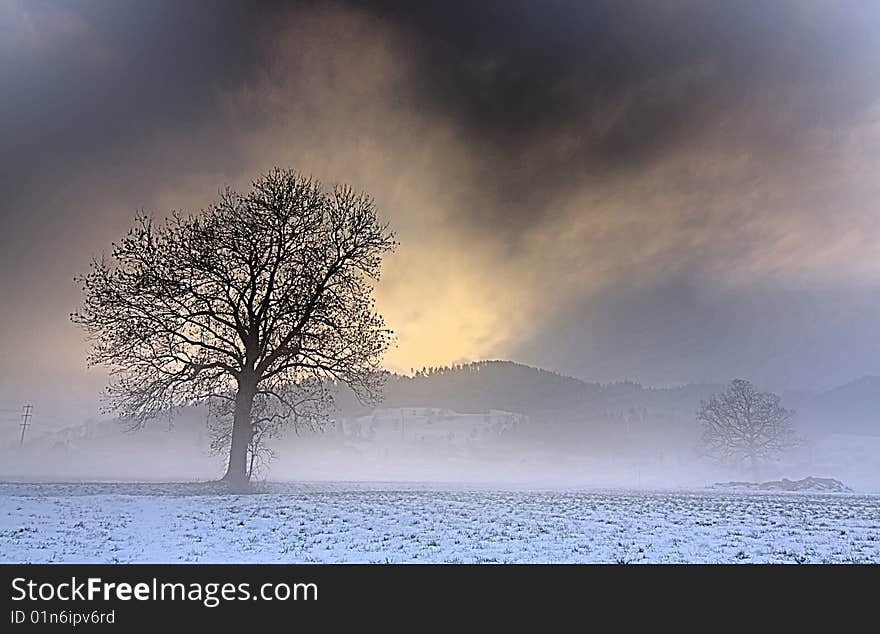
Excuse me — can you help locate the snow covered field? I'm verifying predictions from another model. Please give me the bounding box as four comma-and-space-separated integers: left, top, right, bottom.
1, 482, 878, 563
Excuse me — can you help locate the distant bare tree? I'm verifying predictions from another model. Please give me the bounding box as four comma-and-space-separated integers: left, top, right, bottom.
698, 379, 800, 480
72, 168, 396, 488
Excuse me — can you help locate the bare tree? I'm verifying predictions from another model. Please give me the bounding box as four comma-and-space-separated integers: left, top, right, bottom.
72, 168, 396, 487
698, 379, 800, 480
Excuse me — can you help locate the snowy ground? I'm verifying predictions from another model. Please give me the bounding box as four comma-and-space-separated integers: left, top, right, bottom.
1, 482, 878, 563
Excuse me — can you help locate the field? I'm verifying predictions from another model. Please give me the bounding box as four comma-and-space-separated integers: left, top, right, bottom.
1, 482, 878, 563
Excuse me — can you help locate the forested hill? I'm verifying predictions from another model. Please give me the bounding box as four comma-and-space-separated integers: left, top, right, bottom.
336, 361, 879, 436
337, 360, 721, 423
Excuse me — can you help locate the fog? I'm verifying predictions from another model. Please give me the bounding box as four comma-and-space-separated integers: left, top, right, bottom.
5, 423, 877, 491
3, 363, 879, 491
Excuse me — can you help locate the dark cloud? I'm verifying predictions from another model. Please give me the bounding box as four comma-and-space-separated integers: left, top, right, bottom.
347, 1, 880, 235
1, 1, 260, 172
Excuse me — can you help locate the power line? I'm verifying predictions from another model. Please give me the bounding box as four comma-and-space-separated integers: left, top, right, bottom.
19, 404, 33, 447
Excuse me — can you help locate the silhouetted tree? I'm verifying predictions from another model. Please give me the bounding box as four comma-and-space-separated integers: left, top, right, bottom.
72, 168, 396, 487
698, 379, 800, 480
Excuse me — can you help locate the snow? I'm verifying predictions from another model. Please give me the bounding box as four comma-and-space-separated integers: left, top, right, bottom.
1, 482, 878, 563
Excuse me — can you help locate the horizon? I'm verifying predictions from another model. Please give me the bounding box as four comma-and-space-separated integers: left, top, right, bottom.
2, 355, 879, 437
5, 357, 879, 439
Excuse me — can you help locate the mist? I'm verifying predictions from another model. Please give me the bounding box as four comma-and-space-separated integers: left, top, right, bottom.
4, 362, 879, 492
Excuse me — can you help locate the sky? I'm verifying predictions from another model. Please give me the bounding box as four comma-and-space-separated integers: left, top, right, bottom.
2, 0, 880, 424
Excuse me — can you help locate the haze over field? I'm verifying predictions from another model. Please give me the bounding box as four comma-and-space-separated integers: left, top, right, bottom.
1, 1, 879, 490
3, 362, 879, 491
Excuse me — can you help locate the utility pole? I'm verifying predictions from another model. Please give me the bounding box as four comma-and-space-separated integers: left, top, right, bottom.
19, 404, 33, 447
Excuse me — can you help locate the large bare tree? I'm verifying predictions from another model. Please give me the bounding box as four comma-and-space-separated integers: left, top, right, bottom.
698, 379, 800, 480
72, 168, 396, 487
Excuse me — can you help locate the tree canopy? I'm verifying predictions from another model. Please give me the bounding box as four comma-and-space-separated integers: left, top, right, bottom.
73, 168, 396, 484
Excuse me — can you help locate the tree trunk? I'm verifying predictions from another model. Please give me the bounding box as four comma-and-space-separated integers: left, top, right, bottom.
222, 376, 256, 488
